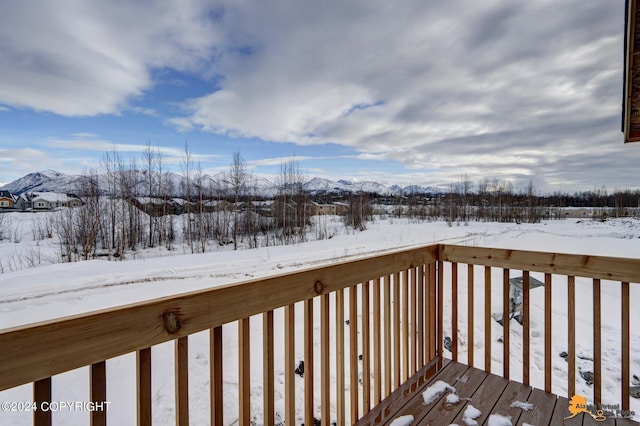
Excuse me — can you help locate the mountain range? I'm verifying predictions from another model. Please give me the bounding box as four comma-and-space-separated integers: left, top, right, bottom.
0, 170, 442, 197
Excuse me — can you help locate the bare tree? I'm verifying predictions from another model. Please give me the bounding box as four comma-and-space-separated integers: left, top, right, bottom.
227, 151, 248, 250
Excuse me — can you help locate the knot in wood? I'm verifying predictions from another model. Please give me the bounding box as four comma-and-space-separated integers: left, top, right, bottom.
163, 311, 181, 334
314, 280, 324, 295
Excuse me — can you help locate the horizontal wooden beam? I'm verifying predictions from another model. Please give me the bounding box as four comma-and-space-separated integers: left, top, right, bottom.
438, 244, 640, 283
0, 245, 437, 391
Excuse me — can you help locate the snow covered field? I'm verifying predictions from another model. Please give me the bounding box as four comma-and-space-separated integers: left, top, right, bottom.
0, 214, 639, 424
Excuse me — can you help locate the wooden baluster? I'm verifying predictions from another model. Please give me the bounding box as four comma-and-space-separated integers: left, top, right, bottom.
336, 290, 345, 425
321, 294, 331, 424
350, 286, 359, 423
544, 273, 552, 393
373, 278, 382, 405
285, 304, 295, 426
137, 348, 152, 426
263, 311, 274, 426
91, 361, 107, 426
33, 378, 52, 426
383, 275, 391, 398
622, 281, 630, 411
210, 326, 223, 426
437, 261, 444, 367
393, 272, 401, 389
452, 262, 458, 362
522, 271, 530, 386
417, 266, 424, 369
362, 281, 371, 414
502, 269, 510, 379
175, 336, 189, 426
305, 299, 315, 426
593, 279, 601, 405
484, 266, 491, 374
238, 319, 250, 426
402, 270, 409, 383
568, 276, 576, 398
468, 264, 475, 368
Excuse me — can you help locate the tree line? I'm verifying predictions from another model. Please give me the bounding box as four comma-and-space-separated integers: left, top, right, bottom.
52, 144, 373, 262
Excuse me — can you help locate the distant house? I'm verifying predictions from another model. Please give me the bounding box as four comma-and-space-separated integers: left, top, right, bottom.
14, 192, 83, 211
310, 202, 337, 215
309, 202, 348, 216
0, 190, 15, 209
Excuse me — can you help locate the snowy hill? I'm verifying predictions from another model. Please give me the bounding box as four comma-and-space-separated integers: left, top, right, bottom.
0, 170, 86, 194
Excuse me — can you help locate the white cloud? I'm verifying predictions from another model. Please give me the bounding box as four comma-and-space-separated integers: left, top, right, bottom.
0, 0, 220, 116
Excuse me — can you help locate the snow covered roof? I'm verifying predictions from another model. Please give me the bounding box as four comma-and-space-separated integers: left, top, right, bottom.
30, 192, 78, 202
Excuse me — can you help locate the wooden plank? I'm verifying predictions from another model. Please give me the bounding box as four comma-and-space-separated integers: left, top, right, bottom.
373, 278, 382, 405
320, 294, 331, 425
383, 275, 391, 398
90, 361, 107, 426
285, 304, 295, 426
33, 378, 51, 426
210, 326, 223, 426
545, 272, 552, 393
350, 286, 359, 423
336, 290, 345, 425
487, 380, 532, 423
414, 365, 489, 425
175, 336, 189, 426
263, 311, 274, 426
484, 266, 491, 374
362, 281, 371, 414
622, 281, 630, 411
438, 244, 640, 283
0, 245, 438, 392
378, 360, 470, 426
523, 271, 530, 386
468, 264, 475, 368
352, 357, 445, 426
451, 262, 458, 362
304, 299, 315, 426
553, 396, 584, 425
568, 275, 576, 398
516, 388, 557, 425
502, 268, 510, 379
137, 348, 152, 426
594, 278, 602, 405
448, 373, 509, 426
584, 414, 616, 425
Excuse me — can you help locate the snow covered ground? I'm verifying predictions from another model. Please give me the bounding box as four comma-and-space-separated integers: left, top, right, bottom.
0, 214, 639, 424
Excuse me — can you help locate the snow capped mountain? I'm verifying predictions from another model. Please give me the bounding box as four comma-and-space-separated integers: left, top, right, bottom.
0, 170, 441, 197
0, 170, 87, 194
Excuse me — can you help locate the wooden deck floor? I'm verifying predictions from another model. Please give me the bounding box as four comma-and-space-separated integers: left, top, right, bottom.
355, 359, 639, 426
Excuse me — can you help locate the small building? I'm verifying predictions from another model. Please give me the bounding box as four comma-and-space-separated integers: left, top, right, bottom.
0, 190, 15, 209
14, 192, 83, 211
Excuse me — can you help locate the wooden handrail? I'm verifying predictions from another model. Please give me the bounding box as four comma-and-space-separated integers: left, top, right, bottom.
438, 244, 640, 282
0, 245, 437, 392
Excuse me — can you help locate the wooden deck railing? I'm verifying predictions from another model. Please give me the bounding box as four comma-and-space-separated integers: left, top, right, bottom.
0, 244, 638, 425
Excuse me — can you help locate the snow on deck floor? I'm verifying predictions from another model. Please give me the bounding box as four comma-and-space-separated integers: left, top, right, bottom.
0, 217, 639, 424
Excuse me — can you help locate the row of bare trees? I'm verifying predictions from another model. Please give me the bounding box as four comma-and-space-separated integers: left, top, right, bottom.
53, 145, 345, 262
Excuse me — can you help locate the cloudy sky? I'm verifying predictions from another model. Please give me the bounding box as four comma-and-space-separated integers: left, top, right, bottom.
0, 0, 637, 192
